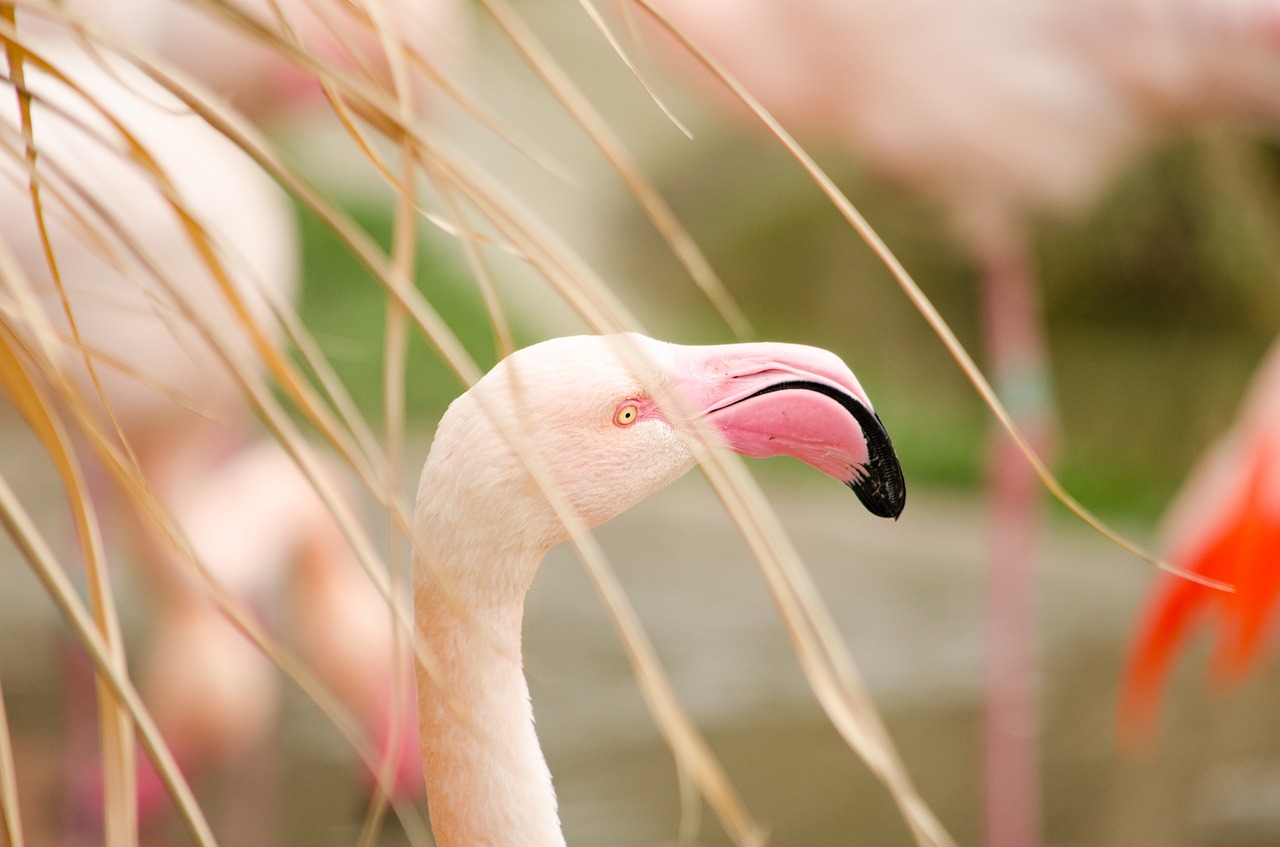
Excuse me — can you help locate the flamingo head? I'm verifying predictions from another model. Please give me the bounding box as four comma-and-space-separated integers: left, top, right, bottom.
418, 334, 904, 572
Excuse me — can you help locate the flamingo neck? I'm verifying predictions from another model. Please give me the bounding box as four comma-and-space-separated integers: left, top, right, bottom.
413, 546, 564, 847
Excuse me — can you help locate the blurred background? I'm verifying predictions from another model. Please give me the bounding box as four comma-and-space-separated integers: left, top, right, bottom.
3, 0, 1280, 845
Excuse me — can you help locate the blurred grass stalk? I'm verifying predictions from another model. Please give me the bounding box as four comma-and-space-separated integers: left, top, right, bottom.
0, 0, 1214, 845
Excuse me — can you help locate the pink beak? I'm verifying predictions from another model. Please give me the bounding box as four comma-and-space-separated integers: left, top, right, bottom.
666, 341, 905, 519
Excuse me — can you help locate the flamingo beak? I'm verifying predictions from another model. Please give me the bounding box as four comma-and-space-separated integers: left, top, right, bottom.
666, 341, 906, 519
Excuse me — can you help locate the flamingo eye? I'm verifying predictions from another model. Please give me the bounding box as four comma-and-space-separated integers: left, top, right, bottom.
613, 403, 640, 427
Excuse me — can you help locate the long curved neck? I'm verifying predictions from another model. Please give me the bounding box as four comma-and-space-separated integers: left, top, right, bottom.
413, 547, 564, 847
412, 390, 577, 846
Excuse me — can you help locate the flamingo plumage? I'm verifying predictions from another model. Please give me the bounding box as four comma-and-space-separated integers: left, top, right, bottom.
1121, 340, 1280, 744
413, 332, 904, 846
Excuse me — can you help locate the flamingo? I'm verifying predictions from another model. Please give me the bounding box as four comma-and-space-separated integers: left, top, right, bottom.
129, 441, 425, 811
644, 2, 1280, 843
1120, 338, 1280, 744
412, 332, 905, 845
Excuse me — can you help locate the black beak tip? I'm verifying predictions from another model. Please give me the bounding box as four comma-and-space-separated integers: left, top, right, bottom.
848, 468, 906, 519
847, 411, 906, 520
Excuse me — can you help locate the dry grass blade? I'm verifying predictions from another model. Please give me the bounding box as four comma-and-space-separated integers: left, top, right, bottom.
102, 66, 504, 743
563, 529, 766, 846
0, 269, 242, 842
5, 29, 376, 483
0, 18, 432, 523
358, 4, 416, 840
305, 0, 587, 191
325, 0, 583, 188
423, 137, 645, 332
632, 0, 1232, 595
0, 674, 24, 847
0, 15, 400, 505
101, 435, 433, 842
0, 48, 400, 587
0, 468, 217, 847
476, 0, 754, 340
2, 13, 141, 841
411, 67, 584, 192
0, 34, 435, 838
577, 0, 693, 140
54, 337, 432, 841
8, 228, 428, 839
675, 757, 703, 846
433, 167, 518, 358
170, 91, 483, 390
87, 3, 513, 394
0, 241, 135, 847
699, 449, 955, 847
4, 3, 443, 841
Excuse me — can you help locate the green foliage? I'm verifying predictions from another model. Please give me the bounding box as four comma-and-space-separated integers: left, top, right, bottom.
294, 200, 495, 426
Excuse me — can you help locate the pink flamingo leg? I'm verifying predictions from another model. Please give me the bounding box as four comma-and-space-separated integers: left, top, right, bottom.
978, 227, 1055, 847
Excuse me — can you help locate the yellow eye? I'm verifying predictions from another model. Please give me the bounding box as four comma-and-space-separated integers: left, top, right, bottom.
614, 403, 639, 427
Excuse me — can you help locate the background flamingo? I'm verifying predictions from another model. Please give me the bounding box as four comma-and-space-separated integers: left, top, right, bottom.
64, 0, 470, 127
0, 16, 422, 837
413, 332, 905, 846
645, 2, 1280, 843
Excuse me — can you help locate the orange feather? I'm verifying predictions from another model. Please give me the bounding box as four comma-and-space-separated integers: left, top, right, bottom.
1120, 442, 1280, 747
